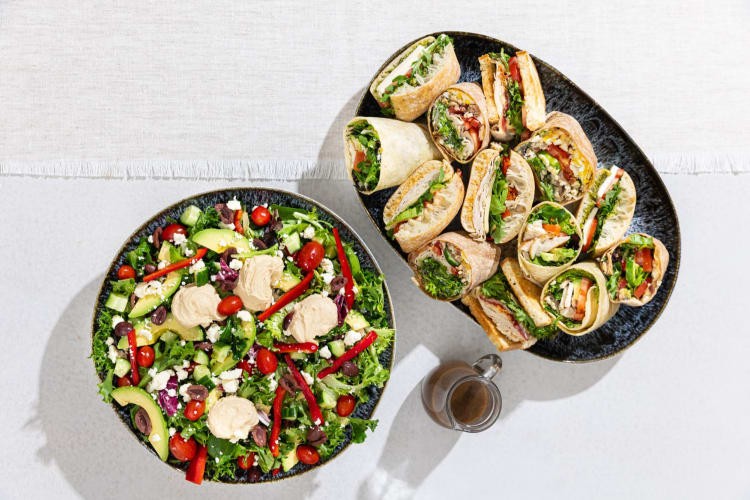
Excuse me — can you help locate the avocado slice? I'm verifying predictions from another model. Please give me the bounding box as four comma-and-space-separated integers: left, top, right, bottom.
129, 271, 183, 318
118, 313, 203, 347
111, 386, 169, 461
276, 272, 301, 292
191, 228, 253, 253
344, 310, 370, 331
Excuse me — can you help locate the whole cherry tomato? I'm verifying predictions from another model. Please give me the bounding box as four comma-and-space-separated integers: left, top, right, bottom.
116, 376, 132, 387
237, 359, 253, 375
251, 206, 271, 227
184, 400, 206, 421
117, 265, 136, 280
136, 345, 155, 368
336, 394, 356, 417
237, 452, 256, 470
217, 295, 244, 316
296, 445, 320, 465
296, 241, 325, 273
161, 223, 187, 243
169, 433, 197, 462
256, 348, 278, 375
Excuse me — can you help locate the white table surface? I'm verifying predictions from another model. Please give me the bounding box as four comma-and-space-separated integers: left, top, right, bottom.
1, 173, 748, 500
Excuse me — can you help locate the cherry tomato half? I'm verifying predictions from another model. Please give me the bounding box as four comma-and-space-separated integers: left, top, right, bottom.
237, 452, 256, 470
161, 223, 187, 243
184, 400, 206, 421
256, 348, 278, 375
136, 345, 155, 368
336, 394, 356, 417
251, 206, 271, 227
116, 376, 132, 387
117, 265, 136, 280
237, 359, 253, 375
217, 295, 244, 316
296, 241, 325, 273
169, 433, 197, 462
296, 445, 320, 465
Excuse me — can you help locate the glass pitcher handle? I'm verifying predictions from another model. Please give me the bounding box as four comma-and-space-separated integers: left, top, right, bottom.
472, 354, 502, 380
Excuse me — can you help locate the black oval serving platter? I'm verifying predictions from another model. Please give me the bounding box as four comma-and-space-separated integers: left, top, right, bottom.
354, 32, 680, 362
92, 188, 395, 482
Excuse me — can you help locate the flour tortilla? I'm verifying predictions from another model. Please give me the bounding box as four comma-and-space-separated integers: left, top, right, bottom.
383, 160, 464, 253
369, 36, 460, 122
460, 148, 535, 244
344, 116, 441, 194
599, 233, 669, 306
541, 261, 619, 336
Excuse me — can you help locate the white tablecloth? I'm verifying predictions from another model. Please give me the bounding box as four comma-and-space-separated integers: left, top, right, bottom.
1, 2, 749, 499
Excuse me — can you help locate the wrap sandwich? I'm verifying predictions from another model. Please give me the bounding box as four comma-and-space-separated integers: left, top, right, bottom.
599, 233, 669, 306
515, 112, 597, 204
517, 202, 582, 285
461, 147, 535, 244
462, 257, 556, 351
479, 50, 545, 142
344, 117, 441, 194
383, 160, 465, 253
576, 165, 636, 257
408, 231, 500, 301
427, 82, 490, 164
370, 34, 460, 121
541, 262, 619, 336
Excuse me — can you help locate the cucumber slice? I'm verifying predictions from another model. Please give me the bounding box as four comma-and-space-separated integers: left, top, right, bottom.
193, 364, 211, 382
105, 293, 129, 313
114, 357, 131, 377
328, 340, 346, 358
180, 205, 202, 226
194, 267, 210, 286
193, 350, 209, 366
285, 232, 302, 254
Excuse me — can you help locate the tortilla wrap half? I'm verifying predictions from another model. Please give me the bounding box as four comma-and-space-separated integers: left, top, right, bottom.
344, 116, 441, 194
383, 160, 465, 253
427, 82, 490, 164
541, 261, 619, 336
599, 233, 670, 306
370, 35, 460, 122
408, 231, 500, 301
461, 148, 535, 244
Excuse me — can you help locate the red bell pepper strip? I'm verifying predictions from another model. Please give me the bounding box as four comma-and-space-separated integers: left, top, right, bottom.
257, 272, 314, 322
273, 342, 318, 354
234, 209, 244, 235
126, 328, 140, 385
332, 227, 355, 309
284, 354, 325, 426
317, 330, 378, 379
269, 386, 286, 457
185, 444, 208, 484
143, 248, 208, 282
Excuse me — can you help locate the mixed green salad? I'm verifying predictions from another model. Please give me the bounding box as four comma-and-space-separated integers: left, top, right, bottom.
92, 198, 394, 484
348, 120, 382, 192
605, 234, 656, 301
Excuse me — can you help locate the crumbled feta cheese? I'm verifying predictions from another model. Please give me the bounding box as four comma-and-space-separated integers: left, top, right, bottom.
179, 384, 191, 402
320, 258, 334, 274
302, 225, 315, 239
107, 345, 120, 363
111, 315, 124, 328
222, 379, 239, 393
105, 337, 114, 346
229, 259, 243, 271
236, 309, 252, 322
300, 370, 314, 386
210, 274, 217, 282
321, 290, 329, 297
152, 434, 161, 443
166, 388, 177, 397
180, 341, 186, 346
206, 324, 221, 343
275, 250, 284, 258
344, 330, 362, 346
148, 367, 158, 378
338, 287, 346, 296
175, 368, 188, 381
182, 359, 190, 368
188, 259, 206, 274
352, 285, 359, 295
157, 260, 167, 270
227, 198, 242, 211
183, 247, 194, 257
313, 418, 321, 426
169, 427, 176, 437
219, 368, 243, 381
219, 222, 236, 230
147, 370, 175, 392
148, 235, 154, 243
172, 233, 187, 245
267, 374, 278, 391
319, 345, 332, 359
321, 272, 335, 284
286, 256, 294, 262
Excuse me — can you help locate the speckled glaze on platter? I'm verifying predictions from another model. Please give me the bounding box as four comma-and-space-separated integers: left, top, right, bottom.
91, 188, 395, 482
354, 32, 680, 362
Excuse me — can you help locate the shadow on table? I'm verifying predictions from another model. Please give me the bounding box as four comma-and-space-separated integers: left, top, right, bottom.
30, 277, 323, 500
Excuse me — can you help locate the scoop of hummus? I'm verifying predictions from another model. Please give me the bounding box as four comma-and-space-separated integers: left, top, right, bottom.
287, 294, 338, 344
234, 255, 284, 312
207, 396, 259, 443
171, 284, 226, 328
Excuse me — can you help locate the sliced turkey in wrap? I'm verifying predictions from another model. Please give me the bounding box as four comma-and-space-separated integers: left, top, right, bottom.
408, 231, 500, 301
479, 50, 545, 142
576, 165, 637, 257
515, 112, 597, 205
427, 83, 490, 164
370, 34, 460, 122
599, 233, 669, 306
344, 117, 441, 194
461, 148, 534, 244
